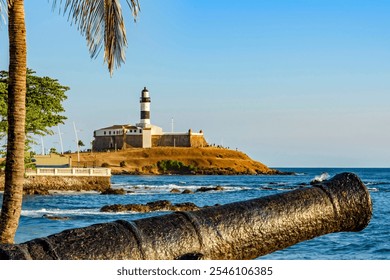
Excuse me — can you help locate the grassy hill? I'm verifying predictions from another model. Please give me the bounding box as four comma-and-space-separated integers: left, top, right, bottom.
69, 147, 279, 175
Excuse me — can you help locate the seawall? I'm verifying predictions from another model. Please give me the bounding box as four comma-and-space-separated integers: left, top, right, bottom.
0, 168, 111, 195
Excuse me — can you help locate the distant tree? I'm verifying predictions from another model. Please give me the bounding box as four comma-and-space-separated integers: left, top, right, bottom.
78, 140, 85, 148
0, 69, 69, 142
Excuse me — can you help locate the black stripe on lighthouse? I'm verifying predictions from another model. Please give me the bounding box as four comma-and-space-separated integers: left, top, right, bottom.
141, 111, 150, 120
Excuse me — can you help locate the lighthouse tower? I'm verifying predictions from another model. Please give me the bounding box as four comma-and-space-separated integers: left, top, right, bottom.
139, 87, 151, 127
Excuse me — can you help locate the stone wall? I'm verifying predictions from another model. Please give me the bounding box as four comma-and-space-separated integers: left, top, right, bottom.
0, 174, 111, 195
93, 135, 143, 151
190, 135, 208, 148
157, 134, 191, 147
94, 132, 208, 151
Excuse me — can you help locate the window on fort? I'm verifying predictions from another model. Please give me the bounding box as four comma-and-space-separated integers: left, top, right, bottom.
104, 131, 106, 135
109, 131, 111, 135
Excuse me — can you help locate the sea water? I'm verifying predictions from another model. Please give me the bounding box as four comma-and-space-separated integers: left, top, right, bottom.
0, 168, 389, 259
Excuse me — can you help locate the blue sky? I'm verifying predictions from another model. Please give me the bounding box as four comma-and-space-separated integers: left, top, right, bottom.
1, 0, 389, 167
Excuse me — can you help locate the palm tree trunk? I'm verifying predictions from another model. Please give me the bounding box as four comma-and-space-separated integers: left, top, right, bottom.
0, 0, 27, 244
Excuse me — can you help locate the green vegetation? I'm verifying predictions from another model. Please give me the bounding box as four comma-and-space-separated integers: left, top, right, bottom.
1, 0, 140, 244
157, 160, 197, 174
0, 69, 68, 169
0, 69, 69, 143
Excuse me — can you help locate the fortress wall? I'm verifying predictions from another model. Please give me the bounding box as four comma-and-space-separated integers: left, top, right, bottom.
124, 135, 143, 148
157, 134, 191, 147
154, 134, 207, 147
93, 136, 121, 151
93, 133, 208, 150
94, 135, 143, 151
190, 135, 208, 148
152, 135, 162, 147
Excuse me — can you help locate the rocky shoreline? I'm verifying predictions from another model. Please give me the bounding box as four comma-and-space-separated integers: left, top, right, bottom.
0, 147, 295, 195
0, 174, 111, 195
100, 200, 212, 213
100, 186, 226, 213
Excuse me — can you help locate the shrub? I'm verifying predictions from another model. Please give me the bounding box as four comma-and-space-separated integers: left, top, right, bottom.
188, 164, 198, 172
119, 161, 126, 167
157, 160, 184, 173
101, 162, 110, 167
156, 160, 198, 174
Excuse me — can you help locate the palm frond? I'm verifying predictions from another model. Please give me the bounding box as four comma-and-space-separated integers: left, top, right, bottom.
125, 0, 140, 19
51, 0, 140, 75
0, 0, 7, 24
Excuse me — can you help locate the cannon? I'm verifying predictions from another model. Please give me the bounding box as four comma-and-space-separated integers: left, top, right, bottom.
0, 172, 372, 260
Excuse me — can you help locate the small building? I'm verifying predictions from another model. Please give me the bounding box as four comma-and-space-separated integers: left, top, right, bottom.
93, 87, 208, 151
32, 153, 72, 168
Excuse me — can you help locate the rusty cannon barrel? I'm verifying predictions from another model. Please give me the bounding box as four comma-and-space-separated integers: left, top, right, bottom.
0, 172, 372, 260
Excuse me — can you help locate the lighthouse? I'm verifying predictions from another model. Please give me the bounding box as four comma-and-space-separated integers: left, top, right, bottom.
93, 85, 208, 151
139, 87, 151, 127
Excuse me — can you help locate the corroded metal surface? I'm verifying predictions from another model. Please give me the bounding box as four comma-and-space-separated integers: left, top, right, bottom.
0, 172, 372, 260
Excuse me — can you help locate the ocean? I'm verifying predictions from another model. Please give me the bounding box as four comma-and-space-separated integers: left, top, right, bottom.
1, 168, 389, 260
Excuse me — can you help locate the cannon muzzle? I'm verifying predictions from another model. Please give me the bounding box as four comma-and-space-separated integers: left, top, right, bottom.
0, 172, 372, 260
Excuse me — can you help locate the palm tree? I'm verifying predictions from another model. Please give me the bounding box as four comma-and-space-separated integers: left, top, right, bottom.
0, 0, 140, 244
0, 0, 28, 245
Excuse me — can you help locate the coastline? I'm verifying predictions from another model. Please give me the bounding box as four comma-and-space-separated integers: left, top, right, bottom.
0, 147, 292, 195
69, 147, 285, 176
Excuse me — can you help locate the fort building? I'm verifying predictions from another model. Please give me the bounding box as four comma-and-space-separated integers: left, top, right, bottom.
92, 87, 208, 151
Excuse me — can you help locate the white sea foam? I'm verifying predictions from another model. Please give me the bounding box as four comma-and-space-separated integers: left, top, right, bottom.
48, 190, 99, 195
313, 172, 330, 182
115, 184, 246, 195
21, 208, 130, 217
